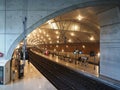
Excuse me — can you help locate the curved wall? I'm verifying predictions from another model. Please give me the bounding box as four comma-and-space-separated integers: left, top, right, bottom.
5, 0, 120, 60
0, 0, 120, 81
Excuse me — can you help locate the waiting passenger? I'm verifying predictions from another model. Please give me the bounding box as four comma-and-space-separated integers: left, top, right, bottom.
12, 70, 15, 81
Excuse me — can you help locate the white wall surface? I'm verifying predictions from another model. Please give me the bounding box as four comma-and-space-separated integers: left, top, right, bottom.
98, 7, 120, 81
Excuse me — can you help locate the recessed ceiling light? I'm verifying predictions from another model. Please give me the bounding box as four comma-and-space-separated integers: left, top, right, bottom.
77, 15, 84, 21
46, 34, 49, 37
62, 49, 64, 52
66, 45, 68, 48
57, 40, 59, 43
48, 20, 52, 24
54, 48, 56, 51
48, 38, 51, 40
68, 39, 72, 42
82, 45, 85, 48
52, 23, 58, 29
27, 34, 30, 38
41, 36, 43, 39
70, 32, 75, 36
90, 36, 95, 41
43, 31, 46, 34
57, 36, 59, 39
97, 52, 100, 57
56, 45, 58, 48
55, 31, 59, 34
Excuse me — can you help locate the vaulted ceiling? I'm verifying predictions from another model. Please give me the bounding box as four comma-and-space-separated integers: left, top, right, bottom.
26, 5, 115, 46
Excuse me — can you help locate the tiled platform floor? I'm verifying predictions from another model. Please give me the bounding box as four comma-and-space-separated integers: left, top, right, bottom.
0, 61, 57, 90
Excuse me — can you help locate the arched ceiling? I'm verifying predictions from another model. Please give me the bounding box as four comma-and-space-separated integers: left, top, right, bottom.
26, 5, 115, 46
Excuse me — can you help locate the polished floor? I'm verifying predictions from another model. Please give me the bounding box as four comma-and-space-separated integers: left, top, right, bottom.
0, 50, 119, 90
49, 55, 99, 77
0, 61, 57, 90
32, 50, 120, 89
34, 50, 99, 77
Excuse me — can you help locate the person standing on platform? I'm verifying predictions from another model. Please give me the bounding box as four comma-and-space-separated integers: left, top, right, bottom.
12, 70, 15, 82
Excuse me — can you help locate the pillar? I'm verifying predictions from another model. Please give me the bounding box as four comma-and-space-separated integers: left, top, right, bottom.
98, 7, 120, 81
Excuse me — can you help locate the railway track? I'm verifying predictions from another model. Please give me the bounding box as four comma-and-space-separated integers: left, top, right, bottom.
28, 50, 117, 90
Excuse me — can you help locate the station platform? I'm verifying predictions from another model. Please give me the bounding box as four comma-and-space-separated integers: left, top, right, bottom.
50, 55, 99, 76
31, 49, 120, 89
0, 61, 57, 90
0, 49, 120, 90
34, 50, 99, 77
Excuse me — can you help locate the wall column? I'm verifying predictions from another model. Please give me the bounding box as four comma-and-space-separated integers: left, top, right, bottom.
98, 7, 120, 81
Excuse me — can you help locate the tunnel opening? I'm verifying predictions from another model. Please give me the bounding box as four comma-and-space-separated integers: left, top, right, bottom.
24, 6, 115, 77
10, 5, 120, 81
8, 4, 120, 89
0, 0, 119, 88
